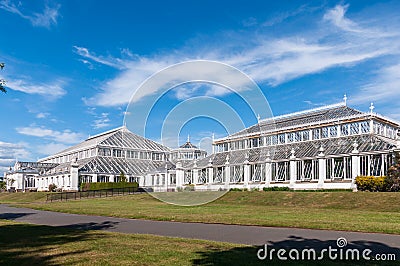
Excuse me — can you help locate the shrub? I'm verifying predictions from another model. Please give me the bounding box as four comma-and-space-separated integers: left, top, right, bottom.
263, 186, 290, 191
80, 182, 138, 191
386, 151, 400, 192
229, 188, 243, 191
355, 176, 388, 192
48, 183, 57, 192
184, 184, 195, 191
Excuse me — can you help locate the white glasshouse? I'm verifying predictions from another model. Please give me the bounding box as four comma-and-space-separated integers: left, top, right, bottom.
5, 101, 400, 192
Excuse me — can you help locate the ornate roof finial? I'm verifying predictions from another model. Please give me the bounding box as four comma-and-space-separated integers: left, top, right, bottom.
369, 102, 375, 114
257, 114, 261, 123
343, 94, 347, 106
212, 133, 215, 141
290, 148, 296, 159
187, 134, 190, 143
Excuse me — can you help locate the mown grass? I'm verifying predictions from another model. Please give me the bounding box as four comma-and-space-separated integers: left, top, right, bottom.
0, 219, 244, 266
4, 191, 400, 235
0, 192, 47, 203
0, 219, 396, 266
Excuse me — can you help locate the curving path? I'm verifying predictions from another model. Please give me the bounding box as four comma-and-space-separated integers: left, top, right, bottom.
1, 204, 399, 256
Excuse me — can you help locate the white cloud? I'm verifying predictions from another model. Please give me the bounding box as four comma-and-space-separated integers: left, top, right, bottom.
0, 141, 31, 173
16, 126, 84, 144
6, 78, 66, 98
73, 46, 125, 69
36, 112, 49, 119
0, 0, 60, 28
350, 64, 400, 105
92, 112, 111, 129
323, 4, 361, 33
39, 142, 69, 156
74, 3, 400, 108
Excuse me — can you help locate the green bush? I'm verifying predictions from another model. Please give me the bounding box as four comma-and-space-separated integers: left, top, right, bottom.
387, 151, 400, 192
184, 184, 195, 191
48, 183, 57, 192
0, 181, 6, 190
80, 182, 138, 191
229, 188, 243, 191
294, 189, 353, 192
355, 176, 388, 192
263, 186, 290, 191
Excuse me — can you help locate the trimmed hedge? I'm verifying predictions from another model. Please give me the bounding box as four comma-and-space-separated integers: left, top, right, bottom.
263, 187, 291, 191
80, 182, 138, 191
355, 176, 388, 192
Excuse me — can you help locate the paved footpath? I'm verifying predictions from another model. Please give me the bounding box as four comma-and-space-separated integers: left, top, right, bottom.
1, 204, 399, 256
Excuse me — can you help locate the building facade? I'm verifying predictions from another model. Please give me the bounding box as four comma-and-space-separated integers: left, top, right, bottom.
5, 102, 400, 192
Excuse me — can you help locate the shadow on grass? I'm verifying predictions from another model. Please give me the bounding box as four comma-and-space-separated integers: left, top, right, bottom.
0, 222, 112, 265
192, 235, 400, 266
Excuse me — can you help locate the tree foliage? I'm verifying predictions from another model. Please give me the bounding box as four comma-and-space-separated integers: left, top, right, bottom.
386, 151, 400, 192
118, 171, 127, 183
0, 62, 6, 93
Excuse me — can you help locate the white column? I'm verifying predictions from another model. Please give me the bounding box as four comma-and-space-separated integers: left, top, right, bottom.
318, 146, 326, 189
351, 141, 360, 189
164, 173, 169, 191
243, 163, 250, 188
208, 167, 213, 185
193, 167, 198, 185
224, 163, 230, 189
207, 159, 213, 185
289, 149, 297, 189
175, 161, 184, 187
109, 175, 115, 183
265, 158, 272, 187
139, 175, 146, 187
70, 161, 79, 191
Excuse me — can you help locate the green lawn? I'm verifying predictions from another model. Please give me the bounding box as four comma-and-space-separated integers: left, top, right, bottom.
0, 219, 395, 266
0, 219, 246, 266
3, 191, 400, 234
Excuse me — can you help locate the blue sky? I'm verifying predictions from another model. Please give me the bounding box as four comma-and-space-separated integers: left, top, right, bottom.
1, 0, 400, 173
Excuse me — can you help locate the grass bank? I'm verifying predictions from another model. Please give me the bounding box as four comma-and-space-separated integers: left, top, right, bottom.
4, 191, 400, 235
0, 219, 396, 265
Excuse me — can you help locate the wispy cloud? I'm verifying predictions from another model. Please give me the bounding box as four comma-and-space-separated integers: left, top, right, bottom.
323, 4, 361, 33
75, 3, 400, 108
16, 126, 84, 144
36, 112, 49, 119
6, 78, 66, 99
350, 64, 400, 105
73, 46, 125, 69
0, 141, 31, 172
39, 142, 69, 155
92, 112, 111, 129
0, 0, 60, 28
